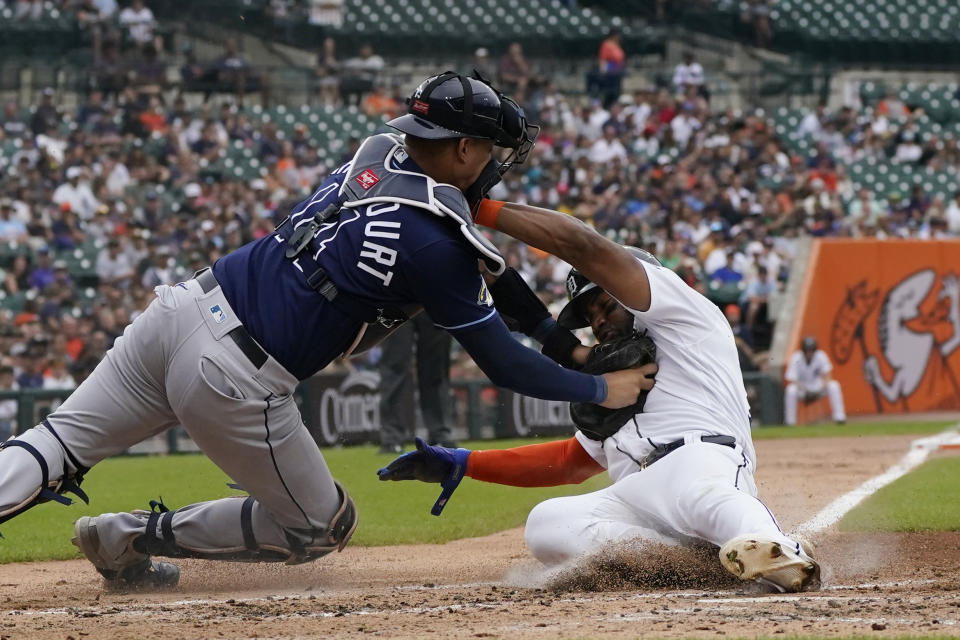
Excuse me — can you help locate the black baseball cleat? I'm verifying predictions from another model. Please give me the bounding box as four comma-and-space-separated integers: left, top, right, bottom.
72, 516, 180, 590
98, 557, 181, 590
719, 534, 820, 593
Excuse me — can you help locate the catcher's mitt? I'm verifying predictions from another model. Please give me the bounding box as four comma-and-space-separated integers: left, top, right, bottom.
570, 332, 657, 441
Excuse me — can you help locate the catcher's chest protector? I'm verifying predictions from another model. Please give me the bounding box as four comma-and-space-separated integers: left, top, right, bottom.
339, 134, 506, 275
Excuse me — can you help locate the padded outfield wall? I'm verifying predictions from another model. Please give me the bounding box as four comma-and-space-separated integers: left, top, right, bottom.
788, 239, 960, 416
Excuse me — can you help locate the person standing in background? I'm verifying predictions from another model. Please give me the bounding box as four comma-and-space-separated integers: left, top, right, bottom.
377, 314, 455, 454
596, 29, 625, 108
784, 337, 846, 425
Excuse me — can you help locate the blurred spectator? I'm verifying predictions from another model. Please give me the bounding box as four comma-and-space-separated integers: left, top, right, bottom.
71, 330, 109, 383
877, 90, 909, 119
17, 350, 46, 390
362, 86, 400, 119
0, 200, 28, 242
96, 238, 134, 286
797, 102, 825, 138
118, 0, 160, 50
710, 251, 744, 284
0, 364, 17, 441
133, 43, 167, 94
340, 43, 384, 106
672, 52, 704, 97
308, 0, 344, 28
588, 124, 627, 164
93, 39, 125, 98
314, 37, 341, 105
473, 47, 494, 81
2, 101, 28, 139
725, 304, 758, 373
179, 46, 213, 95
30, 88, 60, 137
28, 248, 56, 291
13, 0, 43, 21
739, 263, 775, 336
75, 0, 107, 58
77, 90, 108, 128
53, 167, 100, 220
498, 42, 532, 99
748, 0, 773, 48
594, 28, 625, 108
946, 191, 960, 234
213, 38, 264, 103
94, 0, 118, 19
140, 247, 175, 288
43, 358, 76, 390
267, 0, 296, 41
4, 255, 31, 294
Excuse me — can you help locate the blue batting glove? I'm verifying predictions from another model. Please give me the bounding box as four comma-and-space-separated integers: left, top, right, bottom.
377, 437, 471, 516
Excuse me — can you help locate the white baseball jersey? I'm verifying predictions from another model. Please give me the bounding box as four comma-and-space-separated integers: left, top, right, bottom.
576, 260, 755, 482
785, 350, 832, 393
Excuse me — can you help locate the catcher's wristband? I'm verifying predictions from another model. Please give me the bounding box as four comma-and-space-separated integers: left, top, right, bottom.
474, 199, 505, 229
540, 324, 582, 369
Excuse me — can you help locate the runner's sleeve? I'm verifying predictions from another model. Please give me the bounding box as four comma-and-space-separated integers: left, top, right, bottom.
466, 437, 606, 487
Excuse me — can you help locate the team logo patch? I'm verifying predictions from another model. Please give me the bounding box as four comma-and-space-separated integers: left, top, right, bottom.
209, 304, 227, 324
411, 99, 430, 115
566, 274, 579, 296
478, 280, 493, 307
355, 169, 380, 190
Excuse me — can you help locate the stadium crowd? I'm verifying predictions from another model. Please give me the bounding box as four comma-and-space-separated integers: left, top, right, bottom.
2, 9, 960, 435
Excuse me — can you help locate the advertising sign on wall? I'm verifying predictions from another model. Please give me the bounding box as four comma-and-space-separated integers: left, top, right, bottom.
790, 239, 960, 415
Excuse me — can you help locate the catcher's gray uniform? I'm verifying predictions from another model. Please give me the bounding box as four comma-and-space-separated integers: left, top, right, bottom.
0, 274, 353, 570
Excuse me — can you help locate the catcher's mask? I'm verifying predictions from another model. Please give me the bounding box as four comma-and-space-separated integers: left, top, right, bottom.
386, 70, 539, 178
557, 246, 662, 330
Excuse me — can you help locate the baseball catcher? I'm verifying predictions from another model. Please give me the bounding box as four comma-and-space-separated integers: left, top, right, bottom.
0, 72, 654, 589
380, 206, 820, 593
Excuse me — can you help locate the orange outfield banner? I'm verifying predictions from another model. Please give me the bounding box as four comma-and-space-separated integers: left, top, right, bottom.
789, 239, 960, 416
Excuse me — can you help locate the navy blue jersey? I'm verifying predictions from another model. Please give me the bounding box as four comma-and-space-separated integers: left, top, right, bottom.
214, 157, 497, 379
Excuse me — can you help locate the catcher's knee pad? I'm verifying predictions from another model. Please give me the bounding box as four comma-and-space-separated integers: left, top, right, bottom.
282, 481, 358, 565
0, 424, 89, 526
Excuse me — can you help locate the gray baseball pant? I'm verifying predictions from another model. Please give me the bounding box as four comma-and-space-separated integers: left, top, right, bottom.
0, 276, 345, 568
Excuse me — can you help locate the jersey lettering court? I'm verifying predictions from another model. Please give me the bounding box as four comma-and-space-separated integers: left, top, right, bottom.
214, 154, 498, 380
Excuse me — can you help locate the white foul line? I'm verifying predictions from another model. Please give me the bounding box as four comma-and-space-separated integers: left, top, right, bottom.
793, 426, 959, 537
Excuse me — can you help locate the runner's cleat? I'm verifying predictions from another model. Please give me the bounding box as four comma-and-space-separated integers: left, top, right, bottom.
719, 534, 820, 593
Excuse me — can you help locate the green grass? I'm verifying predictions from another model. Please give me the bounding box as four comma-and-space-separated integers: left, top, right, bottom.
0, 439, 609, 564
751, 421, 954, 440
2, 422, 956, 564
838, 457, 960, 532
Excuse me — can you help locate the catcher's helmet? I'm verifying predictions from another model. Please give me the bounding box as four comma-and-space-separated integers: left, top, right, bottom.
387, 71, 539, 174
557, 247, 662, 330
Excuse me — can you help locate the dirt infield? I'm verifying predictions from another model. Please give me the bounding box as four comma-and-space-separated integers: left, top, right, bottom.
3, 433, 959, 640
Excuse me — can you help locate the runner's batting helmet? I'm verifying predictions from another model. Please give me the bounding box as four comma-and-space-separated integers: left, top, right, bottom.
557, 247, 662, 330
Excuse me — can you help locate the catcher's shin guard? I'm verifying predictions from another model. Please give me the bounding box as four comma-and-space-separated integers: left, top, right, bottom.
132, 481, 358, 564
0, 424, 89, 528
